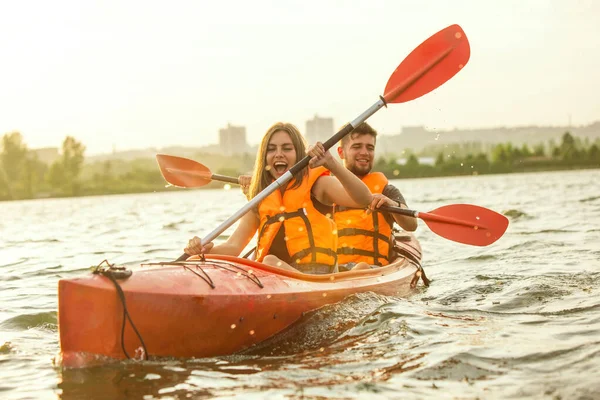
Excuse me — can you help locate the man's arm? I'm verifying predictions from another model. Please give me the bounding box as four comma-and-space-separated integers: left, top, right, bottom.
381, 184, 417, 231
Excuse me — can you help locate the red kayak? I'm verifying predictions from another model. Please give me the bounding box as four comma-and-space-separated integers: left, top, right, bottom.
58, 233, 423, 368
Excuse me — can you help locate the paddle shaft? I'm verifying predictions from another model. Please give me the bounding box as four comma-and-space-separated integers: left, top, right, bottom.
165, 167, 240, 185
211, 174, 239, 184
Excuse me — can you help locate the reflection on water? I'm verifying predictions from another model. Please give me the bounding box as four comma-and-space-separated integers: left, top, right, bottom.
1, 169, 600, 399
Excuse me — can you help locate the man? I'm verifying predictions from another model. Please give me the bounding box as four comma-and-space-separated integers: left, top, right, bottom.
335, 122, 417, 270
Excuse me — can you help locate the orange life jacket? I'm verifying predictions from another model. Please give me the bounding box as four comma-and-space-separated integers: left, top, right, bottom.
334, 172, 393, 266
256, 167, 338, 273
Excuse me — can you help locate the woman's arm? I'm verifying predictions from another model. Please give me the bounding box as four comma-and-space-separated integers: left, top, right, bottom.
184, 211, 259, 256
308, 142, 372, 207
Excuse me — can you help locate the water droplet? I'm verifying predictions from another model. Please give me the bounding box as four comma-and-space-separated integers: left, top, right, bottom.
249, 330, 255, 335
231, 324, 236, 329
455, 32, 462, 39
322, 293, 327, 297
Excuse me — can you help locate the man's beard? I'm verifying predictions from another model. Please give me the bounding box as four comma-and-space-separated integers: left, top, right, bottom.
348, 161, 371, 177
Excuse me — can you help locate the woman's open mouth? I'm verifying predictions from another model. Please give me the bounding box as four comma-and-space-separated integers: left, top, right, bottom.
273, 161, 288, 174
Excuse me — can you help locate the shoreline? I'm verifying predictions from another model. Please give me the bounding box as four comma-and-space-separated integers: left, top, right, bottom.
2, 166, 598, 203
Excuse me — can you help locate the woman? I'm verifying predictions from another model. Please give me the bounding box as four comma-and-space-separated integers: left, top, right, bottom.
184, 122, 373, 274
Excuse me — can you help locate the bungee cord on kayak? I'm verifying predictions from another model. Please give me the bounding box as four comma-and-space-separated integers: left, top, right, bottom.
144, 259, 264, 289
91, 260, 148, 361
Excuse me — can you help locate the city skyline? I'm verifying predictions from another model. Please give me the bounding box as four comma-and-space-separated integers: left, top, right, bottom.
2, 0, 599, 155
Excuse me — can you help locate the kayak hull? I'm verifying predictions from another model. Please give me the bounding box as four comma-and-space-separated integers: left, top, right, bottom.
58, 234, 422, 367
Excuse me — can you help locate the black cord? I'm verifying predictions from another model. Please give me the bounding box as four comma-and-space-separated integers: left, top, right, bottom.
104, 272, 149, 360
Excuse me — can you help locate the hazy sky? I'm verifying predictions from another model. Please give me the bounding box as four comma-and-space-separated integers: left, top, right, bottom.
1, 0, 599, 154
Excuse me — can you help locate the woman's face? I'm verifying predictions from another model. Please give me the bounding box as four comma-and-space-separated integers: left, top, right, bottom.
265, 130, 297, 179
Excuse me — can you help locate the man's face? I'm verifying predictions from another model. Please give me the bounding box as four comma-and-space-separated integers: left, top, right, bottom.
338, 134, 375, 176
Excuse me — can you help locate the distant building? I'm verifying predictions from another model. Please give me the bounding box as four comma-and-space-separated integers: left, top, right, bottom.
401, 126, 429, 136
306, 115, 334, 144
396, 156, 435, 166
31, 147, 59, 164
219, 123, 248, 155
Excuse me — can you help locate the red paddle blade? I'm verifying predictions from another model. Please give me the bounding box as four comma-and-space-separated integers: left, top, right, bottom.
384, 24, 470, 104
155, 154, 213, 188
420, 204, 509, 246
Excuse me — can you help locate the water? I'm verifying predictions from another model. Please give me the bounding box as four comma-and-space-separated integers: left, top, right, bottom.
1, 169, 599, 399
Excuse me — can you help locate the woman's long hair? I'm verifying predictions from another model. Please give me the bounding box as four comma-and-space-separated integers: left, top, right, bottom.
248, 122, 308, 200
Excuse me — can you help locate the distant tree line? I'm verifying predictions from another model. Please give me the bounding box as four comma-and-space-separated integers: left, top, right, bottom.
375, 132, 600, 178
1, 131, 599, 201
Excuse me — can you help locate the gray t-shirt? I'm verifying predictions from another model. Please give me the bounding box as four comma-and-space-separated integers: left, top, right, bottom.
382, 184, 407, 207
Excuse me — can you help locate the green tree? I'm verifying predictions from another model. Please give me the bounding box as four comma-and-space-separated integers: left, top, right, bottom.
0, 132, 28, 200
47, 136, 86, 196
533, 143, 546, 157
588, 144, 600, 163
559, 131, 577, 161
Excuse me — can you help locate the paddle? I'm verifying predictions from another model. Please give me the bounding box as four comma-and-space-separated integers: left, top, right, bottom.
170, 24, 470, 261
156, 160, 507, 247
378, 204, 508, 246
156, 153, 239, 188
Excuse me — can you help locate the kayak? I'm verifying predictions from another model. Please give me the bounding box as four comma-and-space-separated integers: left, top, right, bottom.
58, 232, 423, 368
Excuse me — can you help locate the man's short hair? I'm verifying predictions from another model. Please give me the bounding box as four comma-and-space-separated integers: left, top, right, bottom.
340, 122, 378, 147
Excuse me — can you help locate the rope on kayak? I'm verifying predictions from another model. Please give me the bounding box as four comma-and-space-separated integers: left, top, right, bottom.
183, 264, 215, 289
92, 260, 149, 361
144, 260, 264, 288
205, 259, 264, 288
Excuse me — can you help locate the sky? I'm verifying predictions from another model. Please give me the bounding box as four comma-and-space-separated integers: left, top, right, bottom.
1, 0, 599, 155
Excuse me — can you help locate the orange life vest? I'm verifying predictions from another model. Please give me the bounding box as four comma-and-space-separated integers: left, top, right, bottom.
334, 172, 393, 266
256, 167, 338, 273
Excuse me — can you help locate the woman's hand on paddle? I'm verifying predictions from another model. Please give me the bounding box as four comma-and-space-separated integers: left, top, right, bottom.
308, 142, 335, 170
238, 175, 251, 196
184, 236, 214, 256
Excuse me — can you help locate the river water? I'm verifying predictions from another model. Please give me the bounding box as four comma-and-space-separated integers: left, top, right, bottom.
1, 169, 599, 399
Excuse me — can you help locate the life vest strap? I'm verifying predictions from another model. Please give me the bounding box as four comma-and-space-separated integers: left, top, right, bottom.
290, 247, 338, 265
334, 205, 365, 213
337, 227, 390, 243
